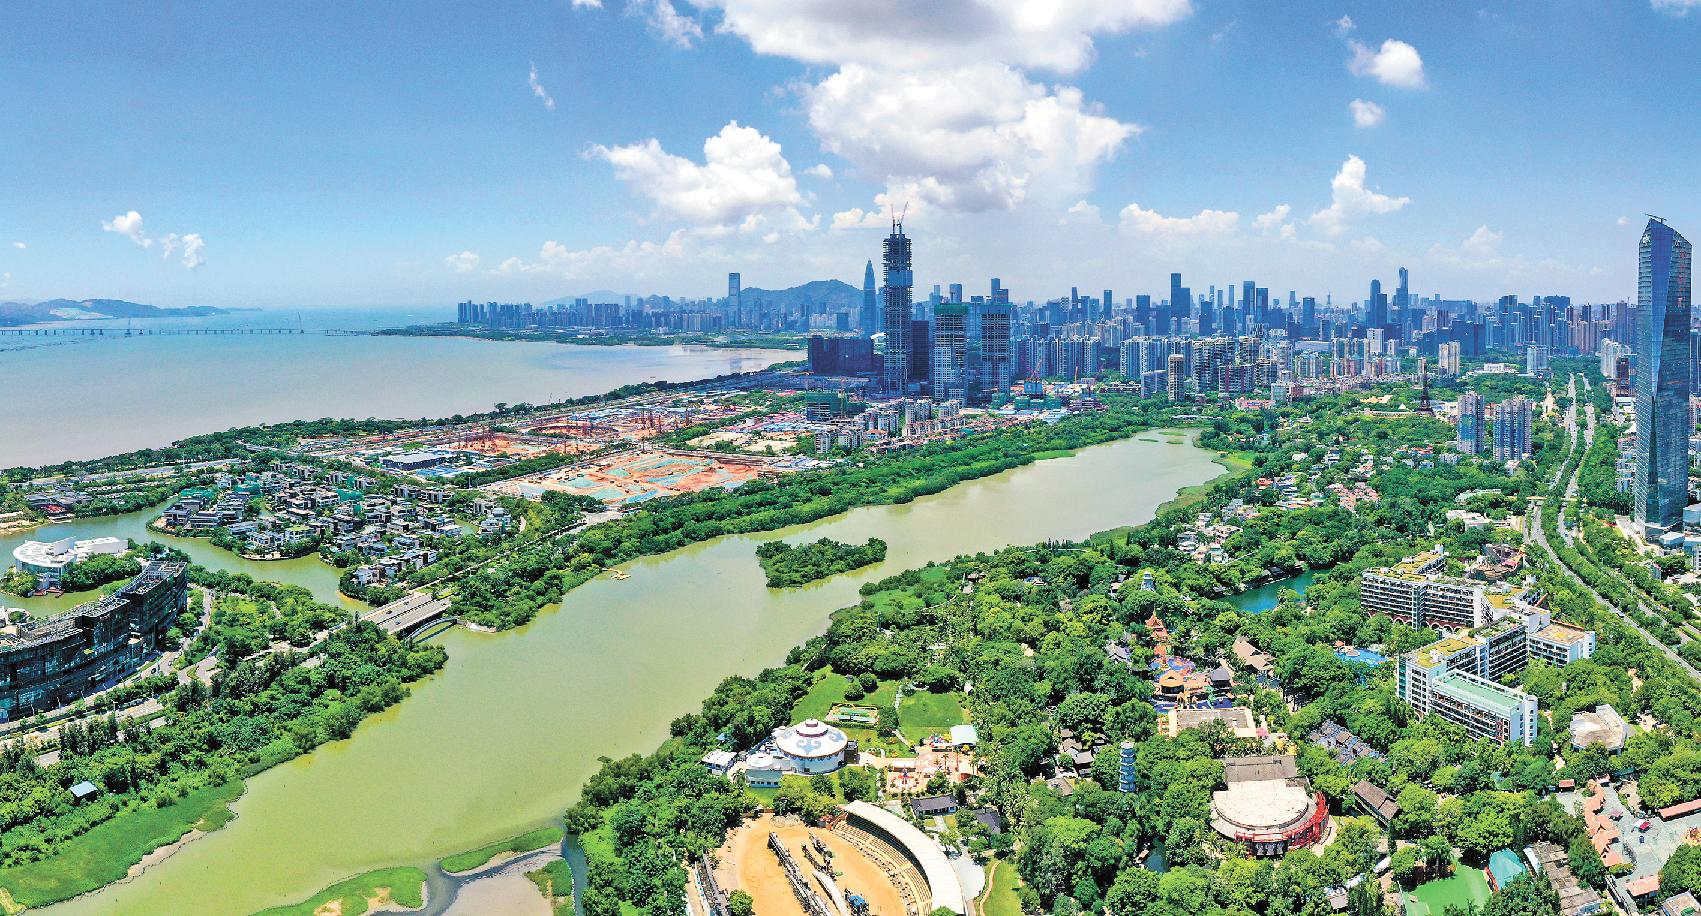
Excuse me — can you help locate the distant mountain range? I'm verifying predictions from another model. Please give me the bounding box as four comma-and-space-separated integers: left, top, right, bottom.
0, 298, 230, 328
543, 278, 863, 312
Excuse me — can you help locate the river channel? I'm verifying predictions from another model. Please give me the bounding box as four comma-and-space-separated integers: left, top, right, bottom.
44, 432, 1221, 915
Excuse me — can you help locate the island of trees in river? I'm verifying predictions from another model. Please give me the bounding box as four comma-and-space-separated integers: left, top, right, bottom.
756, 536, 887, 587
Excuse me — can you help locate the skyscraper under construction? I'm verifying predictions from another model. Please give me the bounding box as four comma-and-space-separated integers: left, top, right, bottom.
881, 219, 913, 394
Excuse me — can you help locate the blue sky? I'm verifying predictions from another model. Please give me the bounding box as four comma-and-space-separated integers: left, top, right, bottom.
2, 0, 1698, 309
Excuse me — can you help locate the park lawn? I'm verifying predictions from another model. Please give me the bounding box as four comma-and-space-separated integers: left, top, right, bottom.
1403, 867, 1489, 916
253, 866, 428, 916
979, 858, 1024, 916
0, 780, 244, 909
898, 689, 968, 742
440, 825, 565, 874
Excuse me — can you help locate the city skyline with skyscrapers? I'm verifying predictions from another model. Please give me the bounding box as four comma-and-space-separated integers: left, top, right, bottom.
1634, 216, 1693, 536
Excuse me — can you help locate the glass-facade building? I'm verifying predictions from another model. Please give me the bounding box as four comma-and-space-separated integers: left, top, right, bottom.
1634, 218, 1693, 535
881, 222, 913, 394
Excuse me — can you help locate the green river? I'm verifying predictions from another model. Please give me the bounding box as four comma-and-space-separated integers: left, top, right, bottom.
36, 432, 1220, 915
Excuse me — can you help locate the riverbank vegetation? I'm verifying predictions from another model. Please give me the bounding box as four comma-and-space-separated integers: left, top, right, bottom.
439, 825, 564, 874
550, 378, 1652, 916
756, 537, 887, 587
0, 618, 445, 908
526, 858, 575, 915
447, 399, 1182, 629
252, 866, 428, 916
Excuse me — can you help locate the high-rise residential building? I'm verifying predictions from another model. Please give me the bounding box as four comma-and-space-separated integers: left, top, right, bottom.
1438, 342, 1461, 376
1167, 352, 1186, 401
975, 301, 1013, 401
931, 302, 968, 402
1457, 392, 1486, 455
1525, 344, 1551, 377
881, 220, 914, 394
1634, 217, 1693, 535
1491, 397, 1532, 462
861, 260, 878, 332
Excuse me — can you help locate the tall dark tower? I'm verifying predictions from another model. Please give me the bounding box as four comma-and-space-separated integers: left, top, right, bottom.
861, 260, 878, 332
1635, 217, 1693, 535
881, 219, 914, 394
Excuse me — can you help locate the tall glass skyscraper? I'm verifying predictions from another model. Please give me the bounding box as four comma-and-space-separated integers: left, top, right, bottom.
860, 260, 878, 333
881, 220, 913, 394
1634, 217, 1693, 535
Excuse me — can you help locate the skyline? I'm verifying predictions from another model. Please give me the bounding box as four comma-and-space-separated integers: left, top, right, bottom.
5, 2, 1701, 308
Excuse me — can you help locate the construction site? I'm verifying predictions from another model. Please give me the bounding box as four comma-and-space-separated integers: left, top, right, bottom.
696, 813, 931, 916
482, 447, 801, 507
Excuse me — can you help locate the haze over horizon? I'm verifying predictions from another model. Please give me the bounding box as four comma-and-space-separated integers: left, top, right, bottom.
5, 1, 1699, 309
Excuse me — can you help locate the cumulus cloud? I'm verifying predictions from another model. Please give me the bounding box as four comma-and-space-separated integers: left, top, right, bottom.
101, 210, 150, 247
804, 164, 834, 179
1252, 204, 1296, 238
1348, 38, 1426, 89
0, 272, 9, 287
631, 0, 702, 47
1118, 202, 1239, 236
689, 0, 1193, 74
805, 64, 1135, 212
528, 63, 556, 109
159, 233, 206, 269
445, 250, 481, 273
571, 0, 602, 7
102, 211, 205, 268
11, 241, 24, 250
1333, 14, 1355, 35
588, 120, 804, 226
1309, 155, 1410, 236
1653, 0, 1701, 14
1349, 99, 1385, 128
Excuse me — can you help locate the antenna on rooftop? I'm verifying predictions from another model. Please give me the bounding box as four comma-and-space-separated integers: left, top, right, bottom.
1648, 213, 1667, 225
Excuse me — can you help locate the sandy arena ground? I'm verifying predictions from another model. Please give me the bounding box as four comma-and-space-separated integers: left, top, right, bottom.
714, 816, 907, 916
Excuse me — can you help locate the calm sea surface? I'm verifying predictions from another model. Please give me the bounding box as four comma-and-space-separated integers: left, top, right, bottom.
0, 307, 791, 468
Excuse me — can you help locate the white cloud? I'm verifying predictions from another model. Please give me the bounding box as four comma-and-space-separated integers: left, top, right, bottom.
1351, 236, 1387, 254
804, 163, 834, 179
101, 211, 205, 268
0, 272, 9, 288
830, 207, 885, 230
445, 250, 481, 273
1348, 38, 1426, 89
528, 63, 556, 110
159, 233, 206, 269
1252, 204, 1297, 238
805, 64, 1135, 212
689, 0, 1194, 74
1065, 199, 1103, 223
1333, 14, 1355, 35
1309, 155, 1410, 236
1349, 98, 1385, 128
1654, 0, 1701, 15
588, 120, 804, 226
571, 0, 602, 7
1118, 201, 1239, 236
1617, 215, 1631, 227
10, 241, 24, 250
101, 210, 151, 247
631, 0, 702, 47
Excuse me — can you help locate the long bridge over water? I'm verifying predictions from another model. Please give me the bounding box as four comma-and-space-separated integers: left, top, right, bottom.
0, 327, 365, 336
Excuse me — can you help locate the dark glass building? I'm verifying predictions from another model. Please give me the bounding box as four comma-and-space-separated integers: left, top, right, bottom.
881, 221, 913, 394
1634, 217, 1693, 535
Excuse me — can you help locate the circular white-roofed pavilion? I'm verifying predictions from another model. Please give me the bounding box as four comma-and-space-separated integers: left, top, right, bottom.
772, 718, 848, 774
